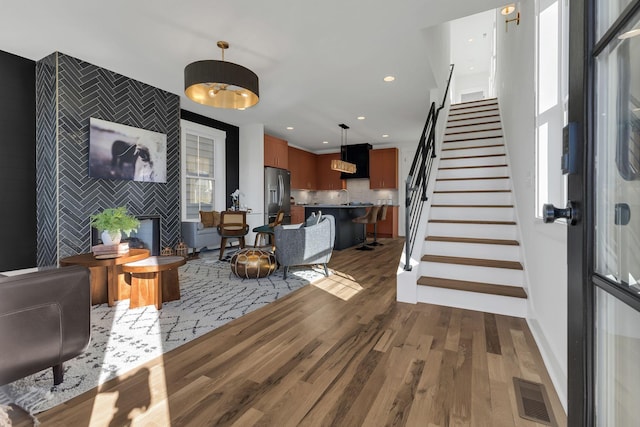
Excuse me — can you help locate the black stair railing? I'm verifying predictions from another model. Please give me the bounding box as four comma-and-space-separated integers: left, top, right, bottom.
404, 64, 454, 271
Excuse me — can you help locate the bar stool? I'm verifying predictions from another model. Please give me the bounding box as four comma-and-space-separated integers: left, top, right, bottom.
352, 205, 380, 251
369, 204, 387, 246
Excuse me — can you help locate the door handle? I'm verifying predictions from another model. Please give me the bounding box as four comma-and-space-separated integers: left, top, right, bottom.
542, 201, 579, 225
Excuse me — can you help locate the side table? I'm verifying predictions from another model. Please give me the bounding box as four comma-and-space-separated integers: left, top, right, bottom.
122, 256, 186, 309
60, 249, 150, 306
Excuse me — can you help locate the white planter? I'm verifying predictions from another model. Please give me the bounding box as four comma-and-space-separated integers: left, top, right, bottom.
101, 230, 122, 245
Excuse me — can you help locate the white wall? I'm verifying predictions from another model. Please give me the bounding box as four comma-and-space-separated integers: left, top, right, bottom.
496, 0, 568, 410
239, 123, 265, 244
454, 72, 491, 102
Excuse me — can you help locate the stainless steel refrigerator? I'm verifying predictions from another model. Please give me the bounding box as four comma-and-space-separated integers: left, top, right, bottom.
264, 167, 291, 224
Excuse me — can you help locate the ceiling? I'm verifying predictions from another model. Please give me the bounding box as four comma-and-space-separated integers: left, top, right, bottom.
451, 10, 497, 78
0, 0, 507, 152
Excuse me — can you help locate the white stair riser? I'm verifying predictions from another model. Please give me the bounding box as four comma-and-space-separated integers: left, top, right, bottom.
443, 130, 503, 142
441, 145, 505, 158
449, 106, 499, 117
449, 101, 498, 112
420, 261, 524, 286
448, 116, 501, 127
445, 122, 502, 133
427, 222, 517, 239
437, 166, 509, 179
416, 286, 527, 318
435, 178, 510, 191
429, 206, 515, 221
431, 192, 513, 204
439, 155, 506, 168
442, 138, 504, 150
423, 240, 521, 261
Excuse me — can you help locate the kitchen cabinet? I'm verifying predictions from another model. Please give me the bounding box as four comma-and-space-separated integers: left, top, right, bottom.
289, 146, 317, 190
290, 205, 305, 224
264, 134, 289, 169
369, 148, 398, 189
315, 153, 346, 190
366, 205, 398, 238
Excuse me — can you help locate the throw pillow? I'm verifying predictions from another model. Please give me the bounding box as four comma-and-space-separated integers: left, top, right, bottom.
200, 210, 220, 228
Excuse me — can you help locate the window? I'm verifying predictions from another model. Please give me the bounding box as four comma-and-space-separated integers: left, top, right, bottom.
180, 120, 226, 221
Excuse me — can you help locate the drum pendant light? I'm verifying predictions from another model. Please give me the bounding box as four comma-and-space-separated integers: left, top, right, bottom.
331, 124, 357, 174
184, 41, 259, 109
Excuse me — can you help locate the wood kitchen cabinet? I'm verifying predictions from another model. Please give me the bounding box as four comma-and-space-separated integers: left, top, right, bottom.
315, 153, 346, 190
366, 205, 398, 238
369, 148, 398, 189
264, 134, 289, 169
289, 146, 317, 190
290, 205, 305, 224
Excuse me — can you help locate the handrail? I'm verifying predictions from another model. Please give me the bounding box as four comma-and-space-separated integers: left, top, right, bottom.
404, 64, 454, 270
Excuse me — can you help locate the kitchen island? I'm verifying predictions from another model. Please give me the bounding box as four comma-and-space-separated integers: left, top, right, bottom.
304, 205, 371, 250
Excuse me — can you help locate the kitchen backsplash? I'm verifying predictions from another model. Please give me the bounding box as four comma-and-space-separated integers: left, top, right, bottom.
291, 179, 398, 206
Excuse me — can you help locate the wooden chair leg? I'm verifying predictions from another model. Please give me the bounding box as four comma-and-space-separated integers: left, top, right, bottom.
219, 237, 228, 260
240, 237, 245, 248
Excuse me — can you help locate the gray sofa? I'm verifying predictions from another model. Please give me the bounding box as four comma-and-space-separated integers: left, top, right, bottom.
274, 214, 335, 279
0, 265, 91, 386
181, 221, 223, 253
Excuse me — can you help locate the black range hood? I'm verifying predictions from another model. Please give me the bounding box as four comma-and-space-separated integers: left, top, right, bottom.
340, 143, 372, 179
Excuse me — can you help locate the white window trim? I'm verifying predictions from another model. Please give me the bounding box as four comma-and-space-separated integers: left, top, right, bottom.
180, 119, 226, 222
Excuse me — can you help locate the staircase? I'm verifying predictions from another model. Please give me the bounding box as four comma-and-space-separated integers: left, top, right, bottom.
416, 98, 528, 317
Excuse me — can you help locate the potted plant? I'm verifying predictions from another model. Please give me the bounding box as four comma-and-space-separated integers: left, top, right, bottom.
90, 206, 140, 245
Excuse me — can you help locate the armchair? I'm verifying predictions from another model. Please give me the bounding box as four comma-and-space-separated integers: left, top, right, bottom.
274, 214, 335, 279
0, 265, 91, 386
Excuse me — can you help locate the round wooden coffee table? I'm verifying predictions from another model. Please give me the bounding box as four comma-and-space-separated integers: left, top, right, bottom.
60, 249, 149, 306
122, 256, 186, 309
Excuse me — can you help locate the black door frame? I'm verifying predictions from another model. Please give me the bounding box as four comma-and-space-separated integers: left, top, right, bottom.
567, 1, 640, 425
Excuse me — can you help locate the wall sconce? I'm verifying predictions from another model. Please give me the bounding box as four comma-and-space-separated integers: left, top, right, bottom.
501, 4, 520, 31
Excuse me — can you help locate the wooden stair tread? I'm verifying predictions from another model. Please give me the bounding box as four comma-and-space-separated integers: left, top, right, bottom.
433, 189, 511, 193
439, 164, 507, 170
442, 144, 504, 151
446, 120, 502, 129
426, 236, 520, 245
436, 176, 509, 181
443, 135, 504, 143
421, 254, 523, 270
441, 153, 505, 160
449, 104, 499, 113
418, 276, 527, 298
450, 97, 498, 107
429, 219, 516, 225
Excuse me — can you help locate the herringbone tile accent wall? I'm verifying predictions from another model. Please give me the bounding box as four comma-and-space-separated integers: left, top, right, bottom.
36, 52, 180, 264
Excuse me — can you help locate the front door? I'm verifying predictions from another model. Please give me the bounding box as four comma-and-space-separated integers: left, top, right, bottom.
564, 0, 640, 425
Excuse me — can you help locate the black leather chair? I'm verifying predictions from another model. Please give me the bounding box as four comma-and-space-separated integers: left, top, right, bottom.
0, 265, 91, 386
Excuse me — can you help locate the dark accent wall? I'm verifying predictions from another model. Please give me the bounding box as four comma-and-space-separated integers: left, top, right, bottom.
0, 50, 36, 270
36, 52, 181, 265
180, 109, 240, 209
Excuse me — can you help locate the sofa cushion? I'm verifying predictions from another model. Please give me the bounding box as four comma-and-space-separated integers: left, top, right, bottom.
199, 210, 220, 228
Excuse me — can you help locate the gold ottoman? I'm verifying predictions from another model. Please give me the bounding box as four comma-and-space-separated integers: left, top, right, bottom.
230, 248, 277, 278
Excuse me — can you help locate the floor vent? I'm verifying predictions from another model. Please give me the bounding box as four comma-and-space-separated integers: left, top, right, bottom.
513, 377, 557, 426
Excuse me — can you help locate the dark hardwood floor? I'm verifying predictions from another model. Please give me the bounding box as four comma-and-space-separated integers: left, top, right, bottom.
11, 238, 566, 426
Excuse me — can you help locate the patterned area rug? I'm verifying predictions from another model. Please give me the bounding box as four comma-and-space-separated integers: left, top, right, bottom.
0, 251, 325, 416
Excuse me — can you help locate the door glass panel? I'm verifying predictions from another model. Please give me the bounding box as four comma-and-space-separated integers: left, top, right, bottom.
596, 0, 634, 39
595, 287, 640, 426
594, 10, 640, 292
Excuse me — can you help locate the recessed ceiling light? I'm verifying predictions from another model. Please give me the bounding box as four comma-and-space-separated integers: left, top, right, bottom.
619, 28, 640, 39
382, 134, 389, 138
286, 126, 294, 130
383, 76, 395, 82
469, 66, 475, 71
468, 38, 474, 42
357, 116, 365, 120
322, 141, 329, 144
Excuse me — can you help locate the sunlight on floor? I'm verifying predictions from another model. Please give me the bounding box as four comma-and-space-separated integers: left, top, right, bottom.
90, 311, 170, 426
312, 270, 363, 301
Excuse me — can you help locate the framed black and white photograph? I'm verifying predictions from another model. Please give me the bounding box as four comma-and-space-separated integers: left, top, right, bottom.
89, 118, 167, 183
